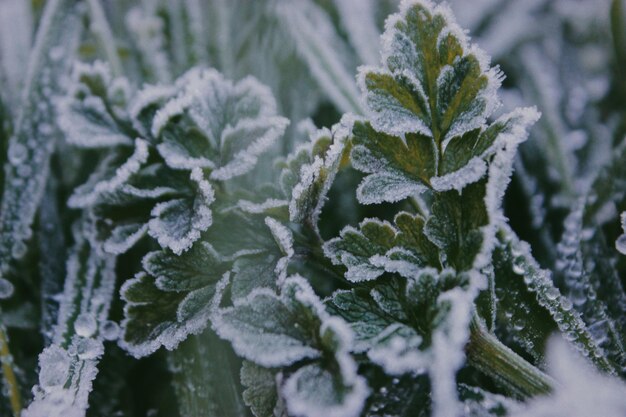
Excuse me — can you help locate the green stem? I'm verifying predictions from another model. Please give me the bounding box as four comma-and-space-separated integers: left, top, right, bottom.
466, 317, 555, 398
0, 323, 21, 417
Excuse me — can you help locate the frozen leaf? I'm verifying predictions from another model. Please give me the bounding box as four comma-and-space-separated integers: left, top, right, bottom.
496, 223, 614, 373
286, 117, 351, 229
281, 317, 369, 417
0, 0, 81, 291
324, 212, 439, 282
212, 276, 325, 368
148, 168, 215, 255
24, 218, 116, 417
241, 361, 278, 417
120, 242, 229, 357
351, 0, 539, 202
214, 275, 368, 417
153, 68, 288, 180
458, 384, 521, 417
58, 61, 133, 149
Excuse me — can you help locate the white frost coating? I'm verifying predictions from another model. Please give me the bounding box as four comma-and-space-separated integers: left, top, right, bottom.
237, 198, 288, 214
276, 0, 363, 114
68, 139, 149, 208
151, 92, 194, 138
430, 287, 474, 417
103, 223, 149, 255
356, 171, 426, 205
265, 217, 295, 285
148, 167, 214, 255
289, 116, 351, 226
128, 84, 176, 135
367, 324, 426, 375
616, 212, 626, 255
511, 338, 626, 417
431, 158, 487, 192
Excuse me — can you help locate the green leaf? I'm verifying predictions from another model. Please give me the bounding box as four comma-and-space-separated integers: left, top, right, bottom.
496, 224, 614, 373
58, 61, 133, 148
324, 211, 439, 282
153, 68, 289, 180
241, 361, 277, 417
212, 275, 326, 368
351, 1, 539, 202
120, 242, 229, 357
351, 120, 437, 204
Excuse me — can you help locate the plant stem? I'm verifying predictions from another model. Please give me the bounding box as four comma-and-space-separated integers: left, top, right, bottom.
466, 316, 555, 398
0, 322, 21, 417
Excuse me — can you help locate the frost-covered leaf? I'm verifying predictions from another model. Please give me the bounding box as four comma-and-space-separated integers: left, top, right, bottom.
510, 338, 626, 417
23, 218, 116, 417
58, 61, 133, 148
241, 361, 278, 417
120, 242, 229, 357
496, 223, 614, 373
351, 0, 539, 202
0, 0, 81, 290
324, 212, 439, 282
214, 275, 368, 417
284, 117, 350, 229
153, 68, 288, 180
212, 275, 326, 367
281, 317, 369, 417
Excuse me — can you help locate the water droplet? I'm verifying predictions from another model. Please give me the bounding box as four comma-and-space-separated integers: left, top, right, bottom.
561, 298, 573, 311
545, 287, 559, 301
0, 278, 14, 299
11, 241, 27, 259
8, 143, 27, 165
74, 313, 97, 338
101, 320, 120, 341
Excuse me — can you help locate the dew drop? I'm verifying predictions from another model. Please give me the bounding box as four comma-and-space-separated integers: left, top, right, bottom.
8, 143, 27, 165
11, 241, 27, 260
545, 287, 559, 301
0, 278, 14, 299
101, 320, 120, 341
74, 313, 97, 338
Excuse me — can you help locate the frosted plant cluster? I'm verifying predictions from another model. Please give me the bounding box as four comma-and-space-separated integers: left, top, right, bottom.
0, 0, 625, 417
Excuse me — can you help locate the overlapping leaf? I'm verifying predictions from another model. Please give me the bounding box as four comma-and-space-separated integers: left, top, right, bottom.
213, 275, 369, 417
